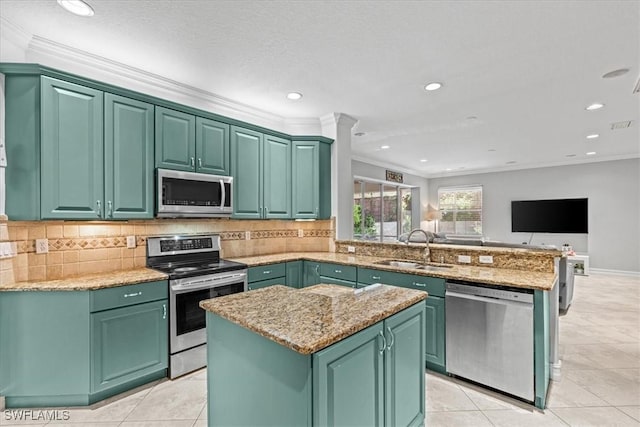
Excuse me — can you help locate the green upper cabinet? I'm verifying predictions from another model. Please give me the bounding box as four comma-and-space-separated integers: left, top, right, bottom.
41, 76, 104, 219
104, 94, 155, 219
292, 141, 319, 219
292, 139, 332, 219
155, 107, 196, 171
196, 117, 230, 175
155, 108, 230, 175
231, 126, 291, 219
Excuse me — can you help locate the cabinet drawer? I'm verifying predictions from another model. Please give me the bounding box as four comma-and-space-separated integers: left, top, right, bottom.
319, 263, 357, 282
406, 276, 445, 297
248, 277, 285, 291
357, 267, 414, 287
248, 263, 286, 283
90, 280, 168, 312
319, 276, 356, 288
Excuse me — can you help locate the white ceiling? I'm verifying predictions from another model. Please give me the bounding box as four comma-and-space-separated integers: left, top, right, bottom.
1, 0, 639, 178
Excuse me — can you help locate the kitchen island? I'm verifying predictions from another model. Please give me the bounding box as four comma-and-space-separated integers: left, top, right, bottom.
200, 284, 428, 427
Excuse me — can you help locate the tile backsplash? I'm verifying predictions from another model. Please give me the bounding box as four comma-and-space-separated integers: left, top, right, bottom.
0, 218, 334, 284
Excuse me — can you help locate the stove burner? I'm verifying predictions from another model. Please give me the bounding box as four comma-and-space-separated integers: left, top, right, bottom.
172, 267, 199, 273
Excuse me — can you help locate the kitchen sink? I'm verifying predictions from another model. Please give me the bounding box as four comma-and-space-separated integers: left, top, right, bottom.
374, 259, 454, 270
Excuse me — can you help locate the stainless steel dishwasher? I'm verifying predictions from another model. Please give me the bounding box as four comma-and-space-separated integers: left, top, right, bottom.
445, 280, 534, 401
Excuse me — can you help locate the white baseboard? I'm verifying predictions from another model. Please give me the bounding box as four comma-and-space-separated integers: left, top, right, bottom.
550, 361, 562, 382
589, 268, 640, 278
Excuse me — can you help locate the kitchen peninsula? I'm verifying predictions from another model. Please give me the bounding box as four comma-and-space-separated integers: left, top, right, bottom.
200, 284, 428, 427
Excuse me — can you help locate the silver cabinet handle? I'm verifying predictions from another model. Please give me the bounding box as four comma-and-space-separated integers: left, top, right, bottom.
315, 265, 320, 274
124, 291, 142, 298
162, 303, 167, 320
107, 200, 113, 218
96, 200, 101, 217
386, 326, 395, 351
315, 207, 318, 216
372, 276, 381, 280
335, 269, 342, 274
263, 270, 271, 275
198, 158, 202, 168
190, 157, 195, 168
413, 282, 426, 288
378, 330, 387, 355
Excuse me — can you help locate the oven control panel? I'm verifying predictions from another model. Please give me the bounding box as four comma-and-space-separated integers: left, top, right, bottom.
160, 238, 213, 253
147, 234, 221, 257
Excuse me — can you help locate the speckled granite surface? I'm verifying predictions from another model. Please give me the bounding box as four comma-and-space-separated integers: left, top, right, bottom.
199, 284, 427, 354
0, 268, 168, 291
229, 252, 557, 291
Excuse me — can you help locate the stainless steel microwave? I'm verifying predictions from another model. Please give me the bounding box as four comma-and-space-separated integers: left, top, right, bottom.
156, 169, 233, 217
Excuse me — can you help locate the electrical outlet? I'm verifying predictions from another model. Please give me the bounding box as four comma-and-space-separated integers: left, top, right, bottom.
347, 245, 356, 253
298, 229, 304, 238
479, 255, 494, 264
0, 242, 13, 258
126, 235, 137, 248
245, 231, 251, 240
35, 238, 49, 254
457, 254, 471, 263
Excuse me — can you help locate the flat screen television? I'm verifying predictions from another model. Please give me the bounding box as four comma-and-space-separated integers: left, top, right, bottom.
511, 198, 588, 233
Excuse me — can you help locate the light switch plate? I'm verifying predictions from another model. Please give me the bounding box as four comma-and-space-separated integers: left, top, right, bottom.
35, 239, 49, 254
457, 255, 471, 263
126, 236, 136, 248
245, 231, 251, 240
479, 255, 494, 264
347, 245, 356, 253
298, 229, 304, 238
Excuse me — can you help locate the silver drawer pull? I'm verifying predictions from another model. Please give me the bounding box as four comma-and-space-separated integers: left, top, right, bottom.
162, 303, 167, 319
263, 270, 271, 274
372, 276, 381, 280
413, 282, 426, 288
335, 269, 342, 273
124, 291, 142, 298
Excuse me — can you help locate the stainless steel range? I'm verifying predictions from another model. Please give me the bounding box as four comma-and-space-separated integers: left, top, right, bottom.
146, 234, 247, 379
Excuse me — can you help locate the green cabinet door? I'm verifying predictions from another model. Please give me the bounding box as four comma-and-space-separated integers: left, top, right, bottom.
91, 299, 168, 394
263, 135, 291, 218
384, 302, 426, 427
104, 94, 154, 219
303, 261, 321, 287
196, 117, 230, 175
313, 322, 385, 427
286, 261, 303, 288
425, 295, 446, 373
231, 126, 263, 218
155, 106, 195, 171
40, 76, 104, 219
292, 140, 319, 219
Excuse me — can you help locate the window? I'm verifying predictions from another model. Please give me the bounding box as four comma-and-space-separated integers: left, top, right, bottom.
437, 186, 482, 235
353, 179, 414, 242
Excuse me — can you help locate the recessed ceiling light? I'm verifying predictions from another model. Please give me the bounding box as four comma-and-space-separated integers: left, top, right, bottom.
602, 68, 630, 79
286, 92, 302, 100
488, 149, 497, 152
586, 151, 597, 156
354, 132, 366, 137
585, 103, 604, 111
424, 82, 443, 91
380, 145, 390, 150
566, 154, 577, 157
466, 116, 478, 121
57, 0, 94, 16
506, 161, 517, 165
420, 159, 428, 162
445, 168, 452, 171
586, 134, 599, 139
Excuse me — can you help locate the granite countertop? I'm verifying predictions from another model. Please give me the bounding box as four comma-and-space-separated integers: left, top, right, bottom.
229, 252, 557, 291
0, 268, 168, 291
199, 284, 427, 354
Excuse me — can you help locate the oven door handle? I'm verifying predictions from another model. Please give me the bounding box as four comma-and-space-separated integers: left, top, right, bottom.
171, 273, 246, 293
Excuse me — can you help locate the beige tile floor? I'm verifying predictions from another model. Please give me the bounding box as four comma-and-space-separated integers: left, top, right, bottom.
2, 273, 638, 426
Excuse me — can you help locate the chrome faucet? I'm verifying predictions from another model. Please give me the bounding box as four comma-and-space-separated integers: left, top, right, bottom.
406, 229, 430, 264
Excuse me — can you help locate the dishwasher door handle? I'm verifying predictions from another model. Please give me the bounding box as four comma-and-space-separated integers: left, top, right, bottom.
445, 290, 533, 308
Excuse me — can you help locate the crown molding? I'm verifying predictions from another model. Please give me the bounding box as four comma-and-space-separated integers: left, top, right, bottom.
351, 155, 425, 178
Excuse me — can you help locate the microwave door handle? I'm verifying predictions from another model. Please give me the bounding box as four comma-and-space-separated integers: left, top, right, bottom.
220, 180, 225, 208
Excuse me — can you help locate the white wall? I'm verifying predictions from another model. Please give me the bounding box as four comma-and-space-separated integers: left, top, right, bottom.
427, 159, 640, 272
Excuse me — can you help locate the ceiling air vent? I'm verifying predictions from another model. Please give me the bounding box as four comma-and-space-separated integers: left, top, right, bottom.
634, 77, 640, 94
610, 120, 633, 130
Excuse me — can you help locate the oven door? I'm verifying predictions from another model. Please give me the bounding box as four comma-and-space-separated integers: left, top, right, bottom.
157, 169, 233, 217
169, 271, 246, 354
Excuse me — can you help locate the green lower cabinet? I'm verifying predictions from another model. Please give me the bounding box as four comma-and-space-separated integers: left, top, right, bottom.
91, 299, 168, 395
286, 261, 304, 288
303, 261, 322, 287
425, 296, 446, 373
0, 282, 168, 408
248, 277, 285, 290
206, 301, 425, 427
